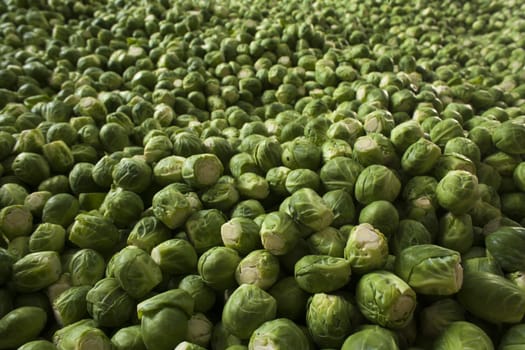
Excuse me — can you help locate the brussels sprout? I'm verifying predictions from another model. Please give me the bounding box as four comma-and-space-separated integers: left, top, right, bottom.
42, 140, 75, 174
319, 157, 363, 194
288, 188, 334, 231
211, 322, 243, 350
259, 211, 300, 255
306, 227, 346, 258
201, 182, 240, 211
358, 200, 399, 238
444, 137, 481, 166
321, 190, 356, 227
499, 324, 525, 350
91, 155, 119, 189
127, 216, 171, 253
458, 271, 525, 323
229, 200, 264, 221
69, 213, 120, 254
112, 157, 152, 193
53, 319, 113, 350
185, 209, 226, 254
12, 152, 50, 186
433, 321, 494, 350
137, 289, 194, 350
354, 164, 401, 204
429, 118, 464, 148
281, 137, 321, 170
390, 219, 433, 256
0, 205, 33, 241
295, 255, 351, 293
110, 246, 162, 299
53, 285, 90, 326
152, 184, 193, 229
69, 163, 103, 195
485, 226, 525, 272
514, 162, 525, 192
182, 153, 224, 188
306, 292, 361, 348
178, 275, 216, 314
235, 249, 280, 289
0, 183, 28, 207
198, 247, 241, 291
0, 249, 14, 285
267, 276, 309, 322
401, 138, 442, 175
492, 120, 525, 155
356, 270, 417, 329
7, 236, 30, 260
174, 341, 206, 350
265, 166, 291, 197
12, 251, 61, 293
390, 120, 425, 153
248, 318, 310, 350
111, 325, 146, 350
341, 325, 399, 350
221, 217, 262, 256
252, 137, 283, 172
153, 156, 185, 186
462, 255, 503, 275
86, 277, 134, 327
344, 223, 389, 274
143, 135, 172, 164
395, 244, 463, 295
284, 168, 320, 193
419, 298, 465, 338
437, 213, 473, 254
68, 249, 105, 287
151, 239, 198, 275
0, 306, 47, 349
18, 340, 57, 350
353, 133, 399, 168
436, 170, 479, 215
99, 187, 144, 228
28, 223, 66, 253
321, 138, 353, 162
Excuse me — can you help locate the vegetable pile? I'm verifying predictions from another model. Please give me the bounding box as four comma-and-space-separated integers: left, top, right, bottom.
0, 0, 525, 349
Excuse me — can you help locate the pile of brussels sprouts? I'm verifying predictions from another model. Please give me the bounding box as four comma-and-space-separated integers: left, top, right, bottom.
1, 0, 525, 348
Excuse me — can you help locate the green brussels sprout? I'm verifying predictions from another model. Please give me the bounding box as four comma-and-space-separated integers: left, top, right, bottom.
186, 313, 213, 348
86, 277, 135, 327
99, 122, 130, 153
268, 276, 309, 322
284, 168, 320, 193
356, 270, 417, 329
288, 188, 334, 231
110, 246, 162, 299
127, 216, 171, 253
248, 318, 310, 350
69, 213, 120, 254
0, 183, 28, 207
306, 292, 361, 348
485, 226, 525, 272
174, 341, 207, 350
0, 306, 47, 349
0, 249, 14, 285
435, 170, 479, 215
395, 244, 463, 295
68, 163, 103, 195
499, 324, 525, 350
390, 219, 433, 256
444, 137, 481, 166
326, 118, 363, 145
53, 285, 90, 326
7, 236, 30, 260
91, 155, 119, 189
111, 325, 146, 350
265, 166, 291, 197
281, 137, 321, 170
14, 129, 45, 154
112, 157, 152, 193
401, 138, 442, 175
322, 190, 356, 227
153, 155, 185, 186
203, 136, 235, 166
341, 325, 399, 350
433, 152, 476, 180
229, 153, 260, 179
437, 213, 473, 254
12, 251, 61, 293
513, 162, 525, 192
178, 275, 216, 314
390, 120, 425, 153
252, 137, 283, 172
223, 284, 277, 339
198, 246, 241, 291
462, 255, 503, 275
492, 120, 525, 155
429, 118, 464, 148
211, 322, 243, 350
221, 217, 262, 256
353, 133, 399, 168
151, 239, 198, 275
484, 151, 521, 176
433, 321, 494, 350
402, 175, 438, 205
28, 223, 66, 253
23, 190, 52, 218
354, 165, 401, 204
458, 271, 525, 324
68, 249, 105, 286
306, 227, 346, 258
295, 255, 351, 293
53, 319, 113, 350
18, 340, 57, 350
320, 157, 363, 194
143, 135, 172, 164
37, 174, 70, 195
344, 221, 389, 275
185, 209, 227, 254
235, 249, 280, 289
137, 289, 194, 350
152, 184, 193, 229
235, 172, 270, 199
0, 132, 15, 160
358, 200, 399, 238
12, 152, 50, 186
0, 205, 33, 241
259, 211, 300, 255
419, 298, 465, 338
182, 153, 224, 189
321, 139, 353, 162
501, 192, 525, 220
42, 140, 75, 174
100, 187, 144, 228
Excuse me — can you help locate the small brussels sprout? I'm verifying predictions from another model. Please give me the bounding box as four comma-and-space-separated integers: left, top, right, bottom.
151, 239, 198, 275
429, 118, 464, 148
0, 205, 33, 241
42, 140, 75, 174
354, 165, 401, 204
229, 153, 260, 178
187, 313, 213, 348
390, 120, 425, 153
288, 188, 334, 231
127, 216, 171, 253
198, 246, 241, 291
306, 292, 361, 348
248, 318, 310, 350
153, 155, 186, 186
8, 236, 30, 260
112, 157, 152, 193
201, 182, 240, 211
182, 153, 224, 188
178, 275, 216, 314
185, 209, 227, 254
265, 166, 291, 197
152, 184, 193, 229
0, 249, 14, 285
12, 152, 50, 186
111, 325, 146, 350
22, 191, 49, 219
284, 168, 320, 193
175, 341, 206, 350
319, 157, 363, 194
69, 213, 120, 254
68, 249, 105, 286
353, 133, 399, 168
492, 120, 525, 155
344, 223, 389, 274
53, 319, 113, 350
295, 255, 351, 293
433, 321, 494, 350
252, 137, 283, 172
143, 135, 172, 163
235, 249, 280, 289
419, 298, 465, 338
42, 193, 79, 228
356, 270, 417, 329
17, 340, 57, 350
514, 162, 525, 192
444, 137, 481, 166
221, 217, 262, 256
499, 324, 525, 350
230, 199, 265, 220
53, 285, 90, 326
322, 189, 356, 227
358, 200, 399, 238
437, 213, 473, 254
436, 170, 479, 215
306, 227, 346, 258
433, 152, 476, 180
99, 187, 144, 228
401, 138, 442, 175
259, 211, 300, 256
0, 183, 28, 207
281, 137, 321, 170
137, 289, 194, 350
485, 226, 525, 272
0, 306, 47, 349
28, 223, 66, 253
458, 271, 525, 323
235, 172, 270, 199
321, 139, 353, 162
223, 284, 277, 339
341, 325, 399, 350
211, 322, 243, 350
86, 277, 135, 327
110, 246, 162, 299
390, 219, 433, 256
268, 276, 309, 322
462, 255, 503, 275
12, 251, 61, 293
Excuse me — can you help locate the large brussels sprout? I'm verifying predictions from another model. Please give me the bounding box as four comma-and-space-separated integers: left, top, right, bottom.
344, 223, 389, 274
437, 212, 473, 254
182, 153, 224, 188
100, 187, 144, 228
112, 157, 152, 193
358, 200, 399, 238
68, 249, 105, 286
0, 183, 28, 207
248, 318, 310, 350
151, 239, 198, 275
185, 209, 227, 254
153, 155, 186, 186
458, 271, 525, 323
352, 133, 399, 168
390, 219, 432, 256
0, 306, 48, 349
178, 275, 216, 314
354, 164, 401, 204
322, 190, 356, 227
12, 152, 50, 186
53, 284, 90, 326
433, 321, 494, 350
127, 216, 171, 253
401, 138, 442, 175
287, 188, 334, 231
221, 217, 262, 255
42, 193, 79, 228
492, 120, 525, 155
69, 213, 120, 254
12, 251, 61, 293
341, 325, 399, 350
53, 319, 113, 350
295, 255, 351, 293
356, 270, 417, 329
235, 249, 280, 289
86, 277, 134, 327
259, 211, 300, 256
281, 137, 321, 170
151, 184, 193, 229
284, 168, 320, 193
268, 277, 310, 322
198, 247, 241, 291
436, 170, 479, 215
0, 205, 33, 241
319, 157, 363, 194
111, 325, 146, 350
485, 226, 525, 272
